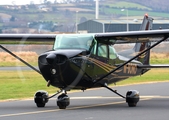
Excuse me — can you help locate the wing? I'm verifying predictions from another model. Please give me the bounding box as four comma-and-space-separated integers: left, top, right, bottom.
0, 30, 169, 75
94, 29, 169, 44
0, 34, 56, 74
0, 34, 56, 40
0, 34, 56, 44
0, 29, 169, 43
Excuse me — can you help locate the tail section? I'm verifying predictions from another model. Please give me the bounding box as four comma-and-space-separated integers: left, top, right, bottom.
139, 14, 153, 31
118, 14, 153, 65
134, 14, 153, 65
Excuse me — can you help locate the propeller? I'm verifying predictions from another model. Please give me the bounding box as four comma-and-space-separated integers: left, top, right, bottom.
46, 53, 56, 65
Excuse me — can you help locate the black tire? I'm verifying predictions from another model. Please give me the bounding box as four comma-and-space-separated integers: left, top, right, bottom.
34, 90, 49, 108
36, 103, 45, 107
57, 101, 67, 109
57, 94, 70, 109
128, 102, 136, 107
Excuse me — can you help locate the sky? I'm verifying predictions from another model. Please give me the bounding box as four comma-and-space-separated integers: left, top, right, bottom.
0, 0, 55, 5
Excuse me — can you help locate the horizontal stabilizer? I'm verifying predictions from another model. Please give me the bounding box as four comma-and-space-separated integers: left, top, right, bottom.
138, 64, 169, 68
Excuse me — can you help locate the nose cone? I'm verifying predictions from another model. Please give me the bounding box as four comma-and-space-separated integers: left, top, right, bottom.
46, 53, 56, 64
38, 49, 87, 89
38, 52, 68, 88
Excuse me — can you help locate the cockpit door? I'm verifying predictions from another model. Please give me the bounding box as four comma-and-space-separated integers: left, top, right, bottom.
96, 43, 109, 63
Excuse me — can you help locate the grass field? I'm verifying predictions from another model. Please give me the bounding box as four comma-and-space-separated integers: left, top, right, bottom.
150, 52, 169, 64
102, 1, 151, 10
2, 1, 169, 25
117, 69, 169, 85
0, 52, 38, 66
0, 71, 57, 100
0, 52, 168, 67
0, 69, 168, 100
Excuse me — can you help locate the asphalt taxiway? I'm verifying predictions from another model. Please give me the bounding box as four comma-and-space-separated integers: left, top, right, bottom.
0, 66, 39, 71
0, 82, 169, 120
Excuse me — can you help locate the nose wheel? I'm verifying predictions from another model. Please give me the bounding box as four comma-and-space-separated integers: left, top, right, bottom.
34, 90, 49, 107
57, 94, 70, 109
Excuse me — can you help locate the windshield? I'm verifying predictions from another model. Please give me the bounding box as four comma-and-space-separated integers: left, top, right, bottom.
53, 34, 94, 51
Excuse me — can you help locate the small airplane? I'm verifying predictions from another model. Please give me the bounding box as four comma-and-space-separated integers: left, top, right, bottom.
0, 14, 169, 109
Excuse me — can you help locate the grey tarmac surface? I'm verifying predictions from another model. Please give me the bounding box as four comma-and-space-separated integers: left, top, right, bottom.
0, 82, 169, 120
0, 66, 39, 71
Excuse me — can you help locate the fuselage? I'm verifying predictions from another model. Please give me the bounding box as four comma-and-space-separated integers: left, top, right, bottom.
38, 34, 150, 90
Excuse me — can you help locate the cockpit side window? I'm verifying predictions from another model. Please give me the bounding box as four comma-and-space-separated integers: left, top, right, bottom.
109, 45, 117, 59
97, 43, 108, 58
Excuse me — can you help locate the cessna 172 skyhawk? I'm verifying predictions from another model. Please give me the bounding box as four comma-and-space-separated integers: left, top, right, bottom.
0, 15, 169, 109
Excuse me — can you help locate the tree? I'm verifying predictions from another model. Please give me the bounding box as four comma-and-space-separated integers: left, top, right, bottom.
10, 16, 15, 22
79, 17, 87, 24
52, 6, 58, 11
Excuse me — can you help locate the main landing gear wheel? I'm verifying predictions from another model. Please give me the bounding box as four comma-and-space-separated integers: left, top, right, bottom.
103, 84, 140, 107
57, 94, 70, 109
126, 90, 140, 107
34, 90, 49, 107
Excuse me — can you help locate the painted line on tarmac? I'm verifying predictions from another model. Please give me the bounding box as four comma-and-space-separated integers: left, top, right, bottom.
141, 96, 169, 99
70, 96, 169, 100
0, 101, 124, 118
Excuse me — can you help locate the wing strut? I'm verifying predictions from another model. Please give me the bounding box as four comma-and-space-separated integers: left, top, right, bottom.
93, 36, 169, 85
0, 45, 41, 74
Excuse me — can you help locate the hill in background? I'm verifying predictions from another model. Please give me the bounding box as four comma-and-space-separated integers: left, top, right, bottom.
0, 0, 169, 33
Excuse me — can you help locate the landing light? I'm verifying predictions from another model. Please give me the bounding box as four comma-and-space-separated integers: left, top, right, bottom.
51, 69, 56, 74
